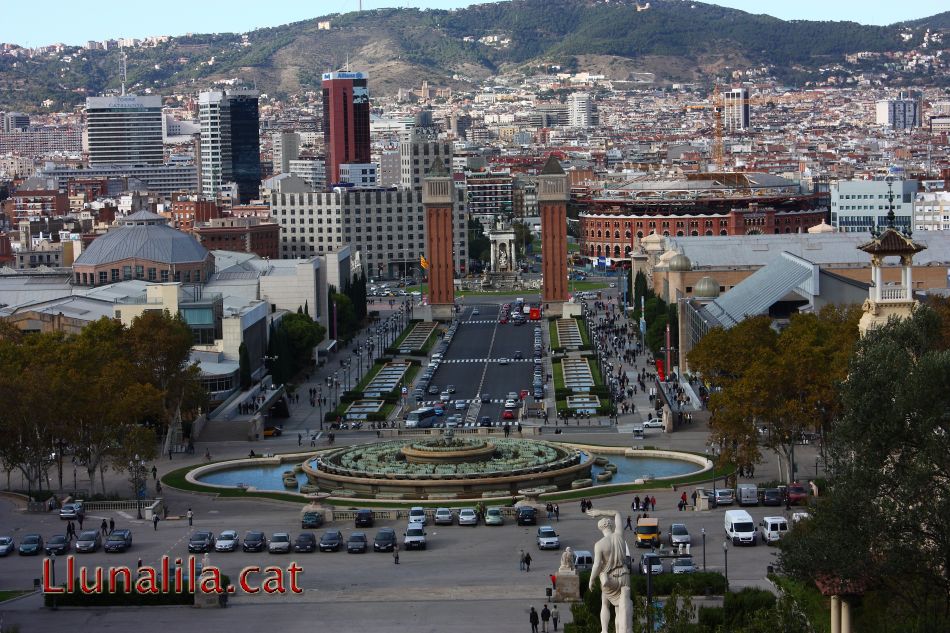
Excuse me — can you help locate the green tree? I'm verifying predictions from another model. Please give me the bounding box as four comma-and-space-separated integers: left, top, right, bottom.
779, 306, 950, 632
280, 312, 327, 374
633, 270, 648, 308
332, 293, 357, 342
468, 218, 491, 265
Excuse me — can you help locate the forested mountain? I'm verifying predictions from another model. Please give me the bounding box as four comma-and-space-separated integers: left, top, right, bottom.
0, 0, 943, 110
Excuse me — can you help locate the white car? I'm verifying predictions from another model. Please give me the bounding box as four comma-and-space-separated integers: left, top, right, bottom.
408, 506, 427, 526
215, 530, 240, 552
440, 391, 451, 403
458, 508, 479, 526
268, 533, 292, 554
504, 399, 518, 409
536, 526, 560, 550
453, 400, 467, 411
640, 553, 663, 575
643, 419, 664, 429
434, 508, 454, 525
498, 358, 510, 365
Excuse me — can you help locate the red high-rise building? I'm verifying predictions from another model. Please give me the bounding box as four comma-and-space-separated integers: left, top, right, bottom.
322, 71, 371, 188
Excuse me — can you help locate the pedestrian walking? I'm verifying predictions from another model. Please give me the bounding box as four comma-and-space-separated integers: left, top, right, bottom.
634, 495, 641, 511
541, 605, 551, 633
108, 517, 115, 534
393, 543, 400, 564
549, 575, 557, 591
77, 515, 84, 530
66, 521, 74, 540
554, 504, 559, 522
529, 607, 540, 633
187, 508, 194, 527
679, 491, 688, 511
624, 516, 633, 531
524, 551, 532, 572
155, 480, 162, 495
298, 433, 302, 447
651, 495, 657, 511
153, 515, 160, 531
552, 606, 560, 631
519, 549, 526, 571
151, 465, 157, 480
100, 519, 108, 536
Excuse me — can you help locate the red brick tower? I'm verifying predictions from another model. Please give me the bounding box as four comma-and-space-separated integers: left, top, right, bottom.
423, 158, 456, 320
539, 155, 569, 314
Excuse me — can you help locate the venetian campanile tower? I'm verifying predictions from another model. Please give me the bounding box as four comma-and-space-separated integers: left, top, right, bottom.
539, 155, 569, 315
423, 158, 456, 320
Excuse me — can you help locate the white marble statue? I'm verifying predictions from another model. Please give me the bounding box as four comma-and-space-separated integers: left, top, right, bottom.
586, 509, 633, 633
497, 247, 509, 272
559, 546, 576, 573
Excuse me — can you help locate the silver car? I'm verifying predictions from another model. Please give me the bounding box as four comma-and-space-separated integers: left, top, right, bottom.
215, 530, 239, 552
458, 508, 479, 526
671, 556, 697, 574
536, 526, 560, 550
268, 533, 292, 554
669, 523, 691, 547
434, 508, 454, 525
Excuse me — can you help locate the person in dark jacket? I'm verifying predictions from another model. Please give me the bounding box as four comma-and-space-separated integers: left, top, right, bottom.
529, 607, 539, 633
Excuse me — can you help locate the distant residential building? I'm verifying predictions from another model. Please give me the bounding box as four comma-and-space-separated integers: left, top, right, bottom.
465, 169, 513, 218
85, 95, 164, 165
400, 129, 453, 189
2, 112, 29, 133
273, 131, 300, 174
378, 150, 401, 187
338, 163, 377, 187
723, 88, 751, 131
0, 126, 82, 157
288, 158, 326, 190
164, 194, 221, 231
322, 71, 371, 189
193, 216, 280, 259
2, 189, 69, 223
568, 93, 592, 128
830, 178, 917, 233
34, 164, 198, 198
876, 98, 920, 130
199, 89, 261, 204
914, 192, 950, 232
930, 115, 950, 134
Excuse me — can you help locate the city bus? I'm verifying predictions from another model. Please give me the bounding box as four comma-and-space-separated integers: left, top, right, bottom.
405, 407, 438, 429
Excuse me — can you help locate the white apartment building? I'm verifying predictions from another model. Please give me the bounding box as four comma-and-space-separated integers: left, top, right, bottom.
288, 158, 326, 190
269, 184, 468, 279
723, 88, 751, 131
914, 192, 950, 232
568, 92, 592, 128
830, 178, 917, 233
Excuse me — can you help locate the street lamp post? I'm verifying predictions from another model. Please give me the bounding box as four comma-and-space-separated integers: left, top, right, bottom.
702, 527, 706, 571
723, 540, 729, 592
128, 454, 146, 520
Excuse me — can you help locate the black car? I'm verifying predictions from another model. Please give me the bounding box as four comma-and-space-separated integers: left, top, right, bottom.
301, 512, 324, 529
242, 531, 267, 552
762, 488, 783, 506
18, 534, 43, 556
188, 531, 215, 553
479, 416, 494, 427
516, 507, 538, 526
373, 527, 397, 552
481, 393, 491, 403
355, 509, 374, 528
104, 529, 133, 553
347, 532, 368, 554
294, 532, 317, 553
44, 534, 70, 556
319, 530, 343, 552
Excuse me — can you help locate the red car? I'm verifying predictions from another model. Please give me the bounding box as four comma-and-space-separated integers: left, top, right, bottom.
499, 317, 508, 324
787, 483, 809, 505
519, 390, 529, 401
502, 409, 516, 420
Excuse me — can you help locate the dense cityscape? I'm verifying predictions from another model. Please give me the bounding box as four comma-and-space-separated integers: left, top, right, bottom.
0, 1, 948, 632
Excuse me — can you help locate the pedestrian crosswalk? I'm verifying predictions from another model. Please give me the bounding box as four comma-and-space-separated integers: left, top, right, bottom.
439, 358, 537, 364
419, 398, 512, 406
463, 319, 499, 325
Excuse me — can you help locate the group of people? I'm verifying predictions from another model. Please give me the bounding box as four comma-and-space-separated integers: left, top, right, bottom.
519, 549, 533, 572
544, 502, 560, 521
632, 495, 656, 512
528, 604, 559, 632
579, 498, 595, 513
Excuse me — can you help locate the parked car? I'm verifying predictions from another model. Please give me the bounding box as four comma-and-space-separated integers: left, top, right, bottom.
44, 534, 70, 556
319, 530, 343, 552
434, 508, 454, 525
408, 507, 427, 526
373, 527, 397, 552
104, 529, 133, 553
671, 556, 697, 574
301, 511, 324, 529
403, 525, 427, 550
428, 385, 440, 395
188, 531, 215, 554
714, 489, 735, 506
294, 533, 317, 553
485, 507, 504, 526
242, 531, 267, 552
268, 533, 292, 554
458, 508, 479, 526
762, 488, 783, 506
516, 507, 538, 526
536, 526, 560, 550
18, 534, 43, 556
643, 419, 664, 429
347, 532, 368, 554
787, 483, 809, 505
0, 537, 15, 557
216, 530, 240, 552
355, 509, 374, 528
59, 502, 84, 521
75, 531, 101, 554
668, 523, 691, 547
640, 553, 664, 575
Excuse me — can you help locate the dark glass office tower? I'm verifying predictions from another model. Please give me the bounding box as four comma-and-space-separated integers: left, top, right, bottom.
227, 92, 261, 204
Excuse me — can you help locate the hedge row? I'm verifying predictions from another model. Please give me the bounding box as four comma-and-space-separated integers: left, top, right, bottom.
43, 575, 230, 607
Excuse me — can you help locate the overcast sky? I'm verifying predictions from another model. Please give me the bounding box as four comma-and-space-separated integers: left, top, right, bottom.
2, 0, 946, 46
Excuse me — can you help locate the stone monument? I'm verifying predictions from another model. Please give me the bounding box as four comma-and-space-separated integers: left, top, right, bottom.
585, 509, 632, 633
554, 546, 581, 602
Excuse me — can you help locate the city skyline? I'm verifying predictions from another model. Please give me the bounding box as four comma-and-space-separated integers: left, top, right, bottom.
2, 0, 946, 47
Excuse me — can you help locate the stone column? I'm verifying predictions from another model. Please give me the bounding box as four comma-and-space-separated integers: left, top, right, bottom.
510, 239, 517, 271
490, 239, 497, 272
539, 155, 569, 315
830, 595, 841, 633
840, 598, 851, 633
423, 158, 456, 320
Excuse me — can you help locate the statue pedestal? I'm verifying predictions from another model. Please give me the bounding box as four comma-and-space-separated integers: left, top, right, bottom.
554, 570, 581, 602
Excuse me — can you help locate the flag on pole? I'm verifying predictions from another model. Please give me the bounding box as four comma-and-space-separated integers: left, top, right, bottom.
420, 255, 429, 270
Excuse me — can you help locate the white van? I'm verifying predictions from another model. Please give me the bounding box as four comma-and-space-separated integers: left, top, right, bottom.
759, 516, 788, 544
724, 509, 757, 546
573, 550, 594, 572
736, 484, 759, 506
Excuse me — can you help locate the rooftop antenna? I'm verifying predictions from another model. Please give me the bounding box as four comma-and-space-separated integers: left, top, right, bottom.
121, 52, 128, 96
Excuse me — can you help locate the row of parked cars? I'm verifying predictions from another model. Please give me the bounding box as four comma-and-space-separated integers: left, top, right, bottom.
0, 529, 133, 556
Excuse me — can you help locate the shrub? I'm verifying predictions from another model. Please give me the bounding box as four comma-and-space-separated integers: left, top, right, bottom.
725, 587, 777, 626
698, 605, 725, 628
630, 571, 726, 595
